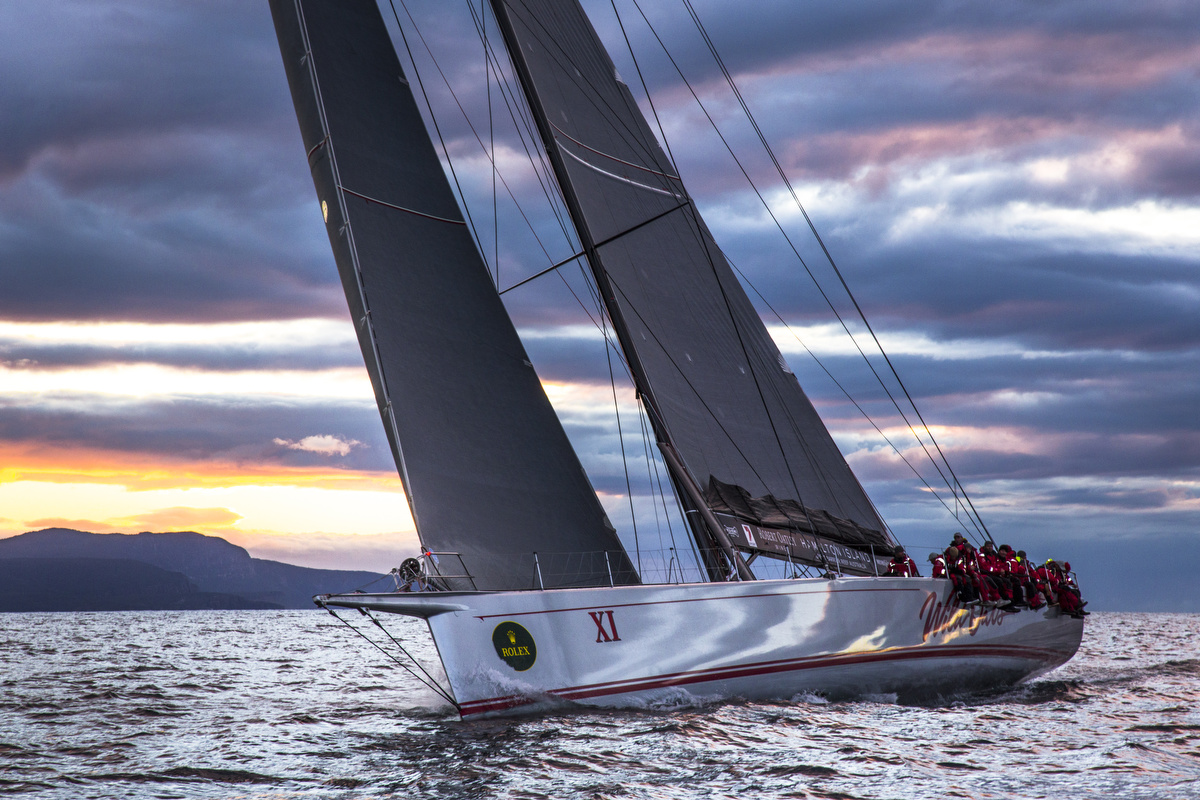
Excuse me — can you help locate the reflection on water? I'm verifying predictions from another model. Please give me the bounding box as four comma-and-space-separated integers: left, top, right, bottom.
1, 611, 1197, 799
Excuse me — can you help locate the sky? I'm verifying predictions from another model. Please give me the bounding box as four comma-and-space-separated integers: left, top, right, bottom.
1, 0, 1198, 610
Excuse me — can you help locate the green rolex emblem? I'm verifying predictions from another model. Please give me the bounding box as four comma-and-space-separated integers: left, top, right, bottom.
492, 621, 536, 671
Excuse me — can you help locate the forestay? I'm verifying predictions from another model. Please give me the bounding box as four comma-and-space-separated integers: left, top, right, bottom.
269, 0, 638, 591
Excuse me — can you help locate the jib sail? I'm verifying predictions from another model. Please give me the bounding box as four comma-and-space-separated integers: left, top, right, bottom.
269, 0, 638, 590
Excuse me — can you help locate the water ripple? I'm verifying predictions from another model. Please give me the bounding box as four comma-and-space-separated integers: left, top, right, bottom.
1, 611, 1198, 798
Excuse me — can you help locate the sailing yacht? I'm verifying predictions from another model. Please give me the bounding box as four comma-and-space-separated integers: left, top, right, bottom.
268, 0, 1084, 716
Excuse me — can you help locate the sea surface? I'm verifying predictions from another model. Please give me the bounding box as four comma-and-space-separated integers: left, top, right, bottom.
2, 610, 1198, 799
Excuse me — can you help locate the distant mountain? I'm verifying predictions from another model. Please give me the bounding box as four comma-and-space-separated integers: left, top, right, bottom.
0, 558, 281, 611
0, 529, 389, 611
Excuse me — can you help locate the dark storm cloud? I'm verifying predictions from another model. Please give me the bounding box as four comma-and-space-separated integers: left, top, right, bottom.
924, 433, 1200, 485
810, 347, 1200, 453
1042, 486, 1174, 511
599, 0, 1200, 97
0, 2, 287, 177
726, 219, 1200, 356
582, 0, 1200, 210
0, 1, 341, 322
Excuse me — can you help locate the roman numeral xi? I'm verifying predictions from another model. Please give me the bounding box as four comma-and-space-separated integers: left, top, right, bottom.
588, 610, 620, 643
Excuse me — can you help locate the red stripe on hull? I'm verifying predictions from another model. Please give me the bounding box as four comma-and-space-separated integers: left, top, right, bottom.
457, 642, 1071, 716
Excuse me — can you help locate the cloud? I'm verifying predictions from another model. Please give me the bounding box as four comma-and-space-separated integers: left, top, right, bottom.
227, 529, 419, 572
0, 3, 291, 176
20, 506, 247, 536
0, 319, 362, 372
273, 435, 364, 458
121, 506, 244, 530
0, 3, 341, 324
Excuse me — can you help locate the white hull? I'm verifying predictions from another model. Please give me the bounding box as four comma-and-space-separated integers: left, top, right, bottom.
323, 576, 1084, 717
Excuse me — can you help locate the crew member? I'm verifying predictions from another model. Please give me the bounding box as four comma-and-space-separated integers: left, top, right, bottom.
1033, 558, 1060, 607
941, 546, 978, 604
1017, 550, 1047, 609
886, 545, 920, 577
1059, 562, 1088, 614
1044, 559, 1084, 615
951, 535, 999, 605
997, 544, 1027, 607
978, 541, 1014, 605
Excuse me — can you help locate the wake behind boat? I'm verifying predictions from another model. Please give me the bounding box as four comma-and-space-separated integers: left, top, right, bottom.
270, 0, 1085, 717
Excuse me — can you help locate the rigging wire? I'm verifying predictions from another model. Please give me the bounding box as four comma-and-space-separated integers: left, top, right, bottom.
397, 0, 553, 264
397, 0, 644, 394
676, 0, 992, 543
621, 0, 990, 542
604, 312, 642, 575
602, 0, 851, 532
468, 0, 587, 257
467, 0, 578, 245
395, 1, 978, 560
320, 605, 458, 709
395, 0, 577, 277
726, 254, 986, 539
607, 0, 680, 175
403, 0, 646, 373
637, 396, 688, 576
386, 0, 487, 264
483, 0, 499, 286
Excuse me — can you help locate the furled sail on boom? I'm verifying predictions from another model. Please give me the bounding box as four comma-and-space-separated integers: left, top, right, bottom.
269, 0, 638, 591
488, 0, 893, 568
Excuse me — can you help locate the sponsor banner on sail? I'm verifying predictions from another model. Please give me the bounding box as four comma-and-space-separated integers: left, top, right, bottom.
716, 513, 889, 576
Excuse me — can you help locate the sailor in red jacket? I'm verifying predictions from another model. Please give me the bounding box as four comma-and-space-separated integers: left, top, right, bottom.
886, 545, 920, 577
996, 544, 1027, 606
1043, 559, 1084, 614
939, 546, 978, 604
1059, 562, 1088, 614
1011, 550, 1045, 608
1033, 559, 1062, 608
952, 535, 999, 604
978, 541, 1014, 604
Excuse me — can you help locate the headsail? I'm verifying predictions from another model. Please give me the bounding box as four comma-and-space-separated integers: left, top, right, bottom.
489, 0, 892, 567
269, 0, 638, 590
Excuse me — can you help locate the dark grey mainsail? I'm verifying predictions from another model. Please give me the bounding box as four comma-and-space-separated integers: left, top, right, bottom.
269, 0, 638, 590
489, 0, 891, 560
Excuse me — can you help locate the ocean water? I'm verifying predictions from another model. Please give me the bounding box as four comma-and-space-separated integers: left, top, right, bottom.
2, 610, 1197, 799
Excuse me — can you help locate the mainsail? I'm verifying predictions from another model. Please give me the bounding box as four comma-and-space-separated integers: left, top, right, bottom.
269, 0, 638, 590
488, 0, 892, 567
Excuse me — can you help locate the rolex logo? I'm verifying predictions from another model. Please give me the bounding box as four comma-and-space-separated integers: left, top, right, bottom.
492, 622, 537, 671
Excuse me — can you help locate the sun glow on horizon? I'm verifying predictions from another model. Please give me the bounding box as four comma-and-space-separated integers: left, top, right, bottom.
0, 477, 417, 570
